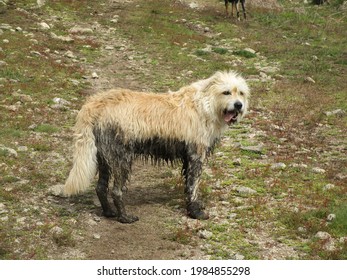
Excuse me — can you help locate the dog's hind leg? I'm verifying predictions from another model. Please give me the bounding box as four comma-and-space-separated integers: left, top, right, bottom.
183, 148, 209, 220
95, 153, 116, 217
111, 163, 139, 224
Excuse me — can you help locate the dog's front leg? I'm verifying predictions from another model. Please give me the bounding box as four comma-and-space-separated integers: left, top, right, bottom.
184, 154, 209, 220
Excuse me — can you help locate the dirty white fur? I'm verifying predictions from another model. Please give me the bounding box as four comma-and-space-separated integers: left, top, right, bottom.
64, 71, 250, 195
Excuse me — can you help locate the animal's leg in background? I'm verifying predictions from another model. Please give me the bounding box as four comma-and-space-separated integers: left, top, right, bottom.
236, 2, 241, 21
231, 2, 235, 18
95, 154, 116, 217
111, 164, 138, 223
225, 0, 229, 16
241, 0, 246, 19
183, 152, 209, 220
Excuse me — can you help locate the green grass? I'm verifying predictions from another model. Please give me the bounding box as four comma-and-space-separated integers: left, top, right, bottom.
233, 50, 257, 58
0, 0, 346, 260
34, 124, 60, 134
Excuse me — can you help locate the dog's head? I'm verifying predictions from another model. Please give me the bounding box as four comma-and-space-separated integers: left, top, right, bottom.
194, 71, 250, 126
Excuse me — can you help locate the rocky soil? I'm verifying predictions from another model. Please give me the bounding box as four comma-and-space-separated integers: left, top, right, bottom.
0, 0, 346, 260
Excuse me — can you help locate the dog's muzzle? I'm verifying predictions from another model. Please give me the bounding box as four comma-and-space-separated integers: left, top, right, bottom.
223, 101, 243, 125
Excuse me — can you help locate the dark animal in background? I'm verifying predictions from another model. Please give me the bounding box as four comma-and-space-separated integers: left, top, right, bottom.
225, 0, 246, 20
312, 0, 329, 5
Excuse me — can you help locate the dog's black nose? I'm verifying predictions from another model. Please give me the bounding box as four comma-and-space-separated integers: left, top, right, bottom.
234, 101, 243, 111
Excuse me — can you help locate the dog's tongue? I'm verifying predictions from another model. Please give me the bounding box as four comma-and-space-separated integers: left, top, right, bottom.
224, 111, 236, 122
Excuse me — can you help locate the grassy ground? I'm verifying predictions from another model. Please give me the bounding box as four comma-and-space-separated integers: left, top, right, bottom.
0, 0, 346, 259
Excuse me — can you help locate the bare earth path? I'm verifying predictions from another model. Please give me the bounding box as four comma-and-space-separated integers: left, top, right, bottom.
60, 0, 208, 259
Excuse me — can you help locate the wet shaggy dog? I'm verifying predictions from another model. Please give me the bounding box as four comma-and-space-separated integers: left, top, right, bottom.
64, 71, 250, 223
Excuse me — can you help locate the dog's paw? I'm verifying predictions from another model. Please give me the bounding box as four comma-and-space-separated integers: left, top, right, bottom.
102, 210, 117, 218
187, 201, 210, 220
117, 214, 139, 224
189, 210, 209, 220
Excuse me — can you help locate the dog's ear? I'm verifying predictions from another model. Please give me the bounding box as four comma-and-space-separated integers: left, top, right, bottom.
195, 72, 222, 93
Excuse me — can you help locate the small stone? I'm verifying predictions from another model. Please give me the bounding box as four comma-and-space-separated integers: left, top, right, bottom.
0, 24, 12, 30
91, 72, 99, 79
327, 214, 336, 221
17, 146, 28, 152
38, 22, 50, 30
335, 174, 347, 180
234, 253, 245, 260
53, 97, 71, 106
87, 219, 98, 226
16, 217, 26, 224
312, 167, 326, 174
271, 162, 286, 170
37, 0, 46, 8
51, 226, 63, 235
259, 66, 280, 74
298, 227, 306, 233
323, 239, 336, 251
204, 27, 210, 32
241, 145, 264, 154
0, 60, 7, 67
93, 233, 101, 239
0, 203, 7, 214
304, 76, 316, 83
69, 26, 93, 34
0, 146, 18, 158
244, 48, 256, 54
198, 230, 213, 239
290, 163, 308, 169
234, 186, 257, 195
50, 32, 74, 43
69, 79, 80, 86
339, 237, 347, 243
227, 213, 237, 219
315, 231, 331, 240
233, 158, 242, 166
93, 216, 101, 222
3, 39, 9, 44
48, 184, 66, 197
325, 109, 346, 117
64, 50, 75, 58
322, 183, 335, 191
105, 46, 114, 50
0, 216, 9, 222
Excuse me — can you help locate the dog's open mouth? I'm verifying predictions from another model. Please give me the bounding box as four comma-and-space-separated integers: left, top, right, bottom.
223, 109, 239, 125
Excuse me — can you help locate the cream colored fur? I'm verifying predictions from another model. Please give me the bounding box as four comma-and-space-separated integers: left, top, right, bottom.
64, 71, 250, 196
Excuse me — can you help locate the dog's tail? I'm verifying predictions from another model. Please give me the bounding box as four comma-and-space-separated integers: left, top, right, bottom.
64, 108, 97, 196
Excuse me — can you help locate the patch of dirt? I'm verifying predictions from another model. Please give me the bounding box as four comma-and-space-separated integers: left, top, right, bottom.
79, 164, 207, 260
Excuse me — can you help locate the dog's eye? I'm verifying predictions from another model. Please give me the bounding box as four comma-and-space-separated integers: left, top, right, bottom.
240, 92, 245, 96
222, 91, 231, 95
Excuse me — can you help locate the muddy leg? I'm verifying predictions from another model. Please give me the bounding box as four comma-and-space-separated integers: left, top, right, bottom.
111, 166, 138, 224
95, 154, 116, 217
183, 152, 209, 220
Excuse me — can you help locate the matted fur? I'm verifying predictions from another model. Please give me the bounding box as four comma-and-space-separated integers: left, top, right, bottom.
64, 71, 250, 222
